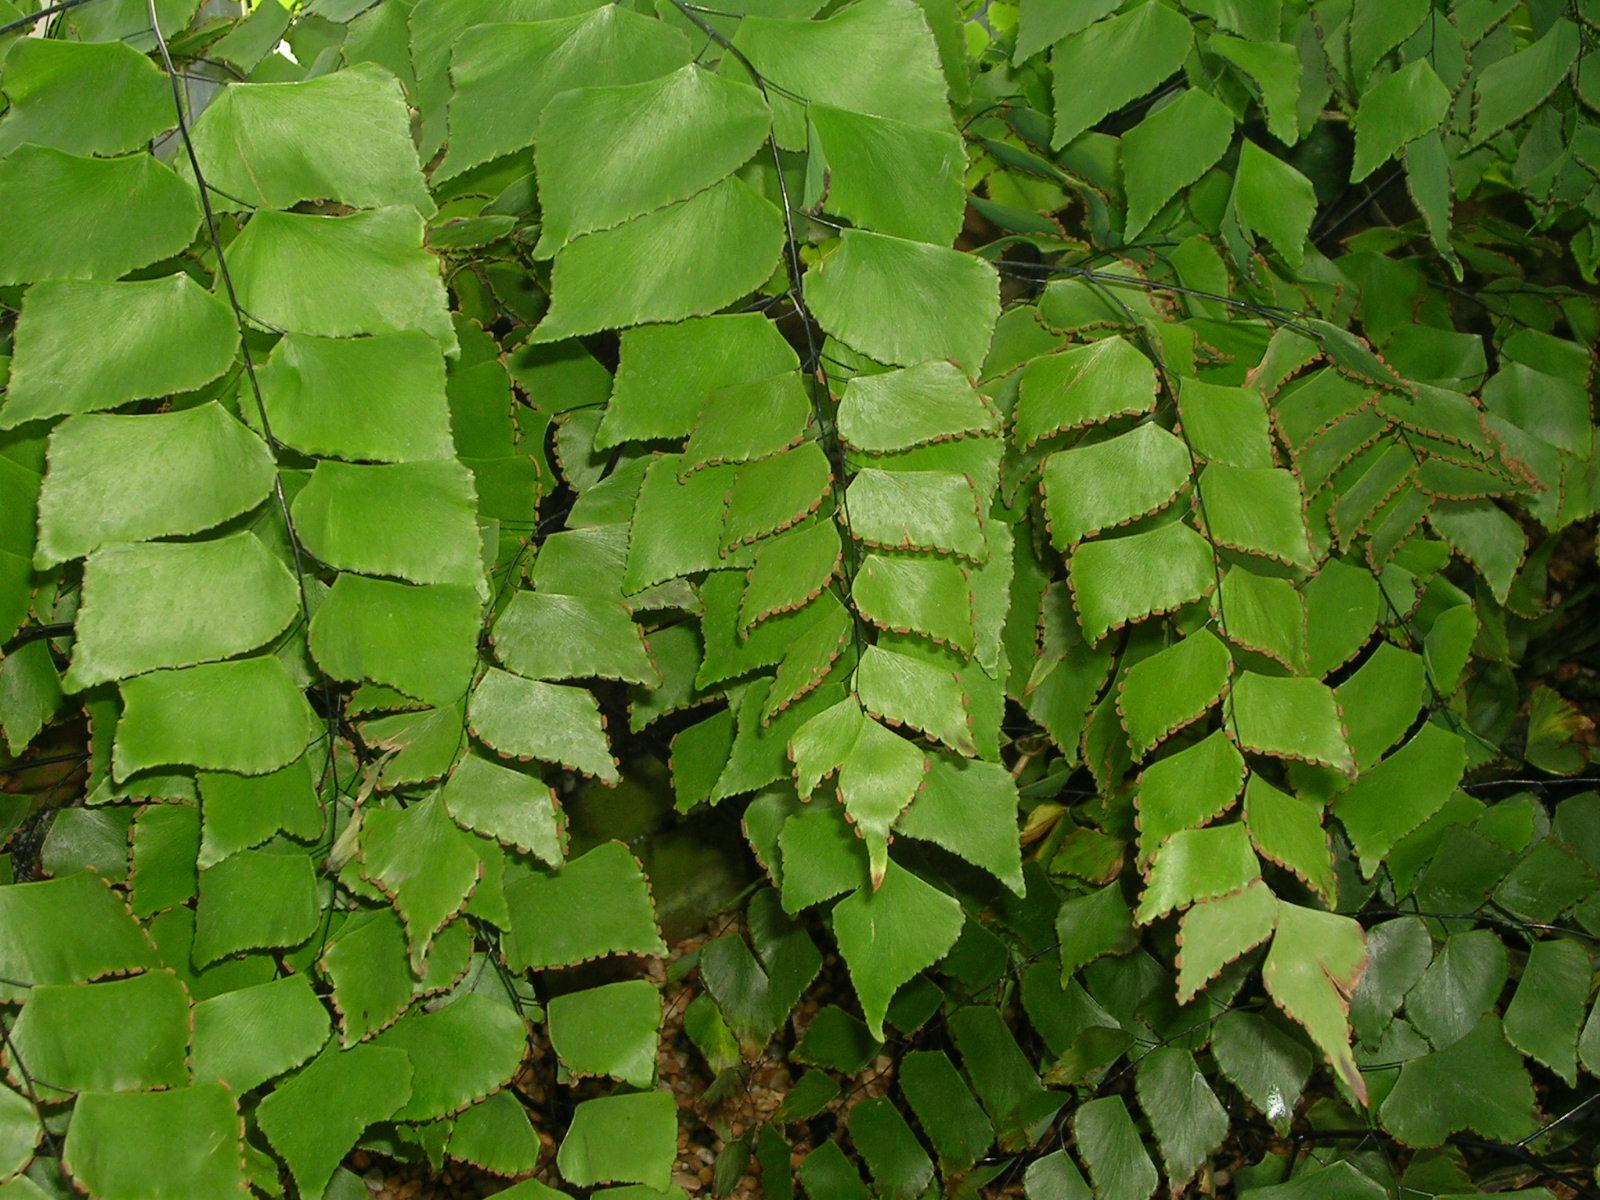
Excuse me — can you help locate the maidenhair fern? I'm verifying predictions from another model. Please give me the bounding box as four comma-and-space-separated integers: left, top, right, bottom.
0, 0, 1597, 1196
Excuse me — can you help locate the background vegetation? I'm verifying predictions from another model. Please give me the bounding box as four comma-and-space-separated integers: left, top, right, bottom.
0, 0, 1598, 1196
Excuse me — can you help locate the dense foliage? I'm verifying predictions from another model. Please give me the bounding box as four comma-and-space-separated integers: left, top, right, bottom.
0, 0, 1598, 1196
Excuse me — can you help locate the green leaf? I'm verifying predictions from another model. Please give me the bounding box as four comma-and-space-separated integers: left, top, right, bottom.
1117, 630, 1231, 759
1334, 723, 1466, 875
1049, 1, 1193, 149
10, 971, 189, 1098
0, 872, 157, 986
806, 229, 1000, 373
833, 861, 965, 1038
61, 1085, 247, 1200
846, 468, 988, 561
1136, 1048, 1229, 1191
1226, 672, 1355, 774
1209, 36, 1301, 144
533, 177, 785, 342
359, 793, 482, 969
1024, 1150, 1093, 1200
598, 313, 798, 447
1069, 520, 1218, 644
850, 1097, 934, 1200
193, 974, 332, 1094
1336, 642, 1426, 770
1262, 903, 1367, 1104
310, 575, 480, 708
1350, 59, 1450, 182
1197, 464, 1313, 569
548, 980, 661, 1088
776, 804, 870, 912
129, 803, 200, 917
896, 755, 1025, 894
1136, 821, 1260, 923
0, 147, 199, 286
1055, 880, 1137, 978
440, 753, 564, 866
69, 533, 299, 689
1406, 929, 1509, 1050
293, 459, 484, 591
437, 4, 692, 177
809, 104, 966, 244
0, 38, 172, 157
534, 63, 769, 251
722, 442, 834, 550
1378, 1016, 1537, 1147
0, 1082, 37, 1182
1043, 422, 1190, 549
0, 640, 59, 757
1210, 1009, 1312, 1131
198, 754, 322, 868
799, 1141, 870, 1200
188, 64, 433, 215
492, 590, 659, 687
257, 1042, 414, 1200
372, 994, 527, 1120
229, 206, 456, 353
838, 361, 997, 454
557, 1091, 678, 1191
503, 841, 666, 970
1469, 18, 1581, 145
1232, 140, 1316, 269
1348, 917, 1431, 1045
193, 848, 319, 966
899, 1050, 993, 1169
1074, 1095, 1158, 1200
1175, 879, 1277, 1003
447, 1091, 541, 1178
1303, 558, 1381, 678
739, 519, 842, 634
1503, 936, 1590, 1086
115, 656, 316, 781
730, 0, 954, 151
34, 403, 273, 566
1428, 500, 1526, 604
684, 373, 811, 474
1123, 89, 1235, 237
1244, 776, 1336, 904
856, 643, 975, 756
1013, 0, 1118, 61
1, 276, 238, 430
1016, 338, 1158, 453
469, 667, 619, 783
1219, 568, 1305, 671
256, 331, 455, 464
1134, 733, 1246, 867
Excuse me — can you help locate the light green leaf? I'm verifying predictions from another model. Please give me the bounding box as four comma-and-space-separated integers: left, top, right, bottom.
310, 575, 480, 708
1244, 775, 1336, 903
70, 533, 299, 689
198, 754, 323, 868
447, 1091, 541, 1178
557, 1091, 678, 1191
320, 908, 412, 1046
293, 459, 484, 591
0, 276, 238, 430
256, 331, 454, 463
1232, 140, 1316, 269
1469, 18, 1581, 145
1175, 880, 1278, 1003
1263, 903, 1368, 1104
1226, 672, 1355, 774
1013, 0, 1119, 62
548, 980, 661, 1088
189, 64, 433, 215
9, 971, 189, 1098
806, 229, 1000, 373
846, 468, 987, 561
502, 841, 666, 970
1117, 630, 1231, 759
722, 442, 834, 550
34, 403, 273, 566
896, 754, 1025, 894
0, 37, 170, 155
61, 1085, 247, 1200
535, 63, 769, 251
115, 656, 316, 781
838, 361, 997, 454
1219, 567, 1306, 671
684, 373, 811, 473
193, 974, 332, 1094
808, 104, 966, 244
742, 518, 842, 633
1050, 1, 1192, 149
1335, 722, 1465, 875
441, 753, 564, 866
372, 994, 527, 1121
1136, 822, 1260, 923
1069, 520, 1218, 645
1209, 36, 1301, 144
229, 206, 456, 354
0, 872, 158, 987
1123, 89, 1235, 237
856, 643, 975, 756
0, 1082, 36, 1182
193, 847, 319, 966
532, 176, 785, 343
359, 793, 482, 969
1350, 59, 1449, 182
1428, 499, 1526, 604
469, 667, 619, 783
1197, 464, 1313, 569
1135, 731, 1247, 862
833, 861, 965, 1038
1015, 338, 1158, 453
0, 147, 199, 286
1042, 422, 1189, 549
